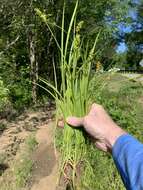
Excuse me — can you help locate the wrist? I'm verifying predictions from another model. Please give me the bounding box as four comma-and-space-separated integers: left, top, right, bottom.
107, 125, 127, 151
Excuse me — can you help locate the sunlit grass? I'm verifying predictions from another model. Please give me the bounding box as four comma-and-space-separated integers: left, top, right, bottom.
36, 1, 100, 188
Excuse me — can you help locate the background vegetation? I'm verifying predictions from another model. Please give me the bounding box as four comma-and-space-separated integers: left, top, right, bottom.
1, 0, 143, 111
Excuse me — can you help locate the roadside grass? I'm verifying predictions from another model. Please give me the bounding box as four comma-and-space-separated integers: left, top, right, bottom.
86, 73, 143, 189
0, 134, 38, 190
94, 74, 143, 139
14, 135, 38, 188
15, 158, 33, 188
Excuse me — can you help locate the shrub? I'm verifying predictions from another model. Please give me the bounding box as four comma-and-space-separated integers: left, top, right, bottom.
0, 78, 10, 112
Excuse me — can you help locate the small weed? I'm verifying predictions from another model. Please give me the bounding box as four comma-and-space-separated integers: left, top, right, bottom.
26, 135, 38, 152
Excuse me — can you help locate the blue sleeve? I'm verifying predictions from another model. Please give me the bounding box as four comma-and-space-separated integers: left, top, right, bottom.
112, 134, 143, 190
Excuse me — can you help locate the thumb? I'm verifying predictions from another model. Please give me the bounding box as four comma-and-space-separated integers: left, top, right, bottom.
66, 116, 84, 127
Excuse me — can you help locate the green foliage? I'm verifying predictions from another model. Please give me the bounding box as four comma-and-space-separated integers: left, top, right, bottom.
0, 54, 32, 110
0, 0, 137, 114
83, 149, 125, 190
9, 79, 32, 110
99, 82, 143, 137
0, 78, 9, 112
124, 2, 143, 69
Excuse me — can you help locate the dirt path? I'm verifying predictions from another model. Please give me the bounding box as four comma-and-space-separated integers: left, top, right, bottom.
30, 122, 60, 190
0, 105, 62, 190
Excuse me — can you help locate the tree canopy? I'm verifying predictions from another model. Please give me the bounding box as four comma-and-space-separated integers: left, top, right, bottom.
0, 0, 142, 108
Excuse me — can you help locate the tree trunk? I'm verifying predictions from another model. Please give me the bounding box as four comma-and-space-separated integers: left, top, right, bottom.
29, 31, 38, 104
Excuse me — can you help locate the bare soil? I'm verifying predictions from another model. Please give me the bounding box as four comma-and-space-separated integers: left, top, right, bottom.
30, 123, 60, 190
0, 105, 63, 190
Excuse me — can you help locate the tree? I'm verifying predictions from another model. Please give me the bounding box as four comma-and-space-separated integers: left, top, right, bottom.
0, 0, 61, 104
0, 0, 132, 108
125, 0, 143, 69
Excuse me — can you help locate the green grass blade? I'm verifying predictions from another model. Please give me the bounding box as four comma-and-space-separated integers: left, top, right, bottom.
36, 83, 57, 100
61, 2, 66, 95
39, 78, 63, 99
64, 0, 78, 60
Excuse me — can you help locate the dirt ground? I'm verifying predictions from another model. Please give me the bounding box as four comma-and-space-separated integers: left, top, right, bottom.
0, 105, 64, 190
30, 123, 59, 190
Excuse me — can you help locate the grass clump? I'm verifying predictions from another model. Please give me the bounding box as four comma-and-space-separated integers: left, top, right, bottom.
26, 134, 38, 152
15, 158, 33, 187
36, 1, 99, 189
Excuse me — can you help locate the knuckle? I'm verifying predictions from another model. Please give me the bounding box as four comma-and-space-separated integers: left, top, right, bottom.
83, 116, 88, 125
93, 103, 103, 110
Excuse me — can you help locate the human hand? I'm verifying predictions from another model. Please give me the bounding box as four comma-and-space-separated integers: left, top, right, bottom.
66, 103, 126, 152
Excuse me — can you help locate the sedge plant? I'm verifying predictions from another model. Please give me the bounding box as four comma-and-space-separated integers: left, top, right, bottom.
35, 1, 100, 189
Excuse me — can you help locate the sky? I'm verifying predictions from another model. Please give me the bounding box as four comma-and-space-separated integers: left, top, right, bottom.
116, 25, 132, 53
116, 24, 132, 53
116, 2, 139, 53
116, 42, 127, 53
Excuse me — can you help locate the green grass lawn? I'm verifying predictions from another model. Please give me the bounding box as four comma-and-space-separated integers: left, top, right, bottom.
87, 73, 143, 190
